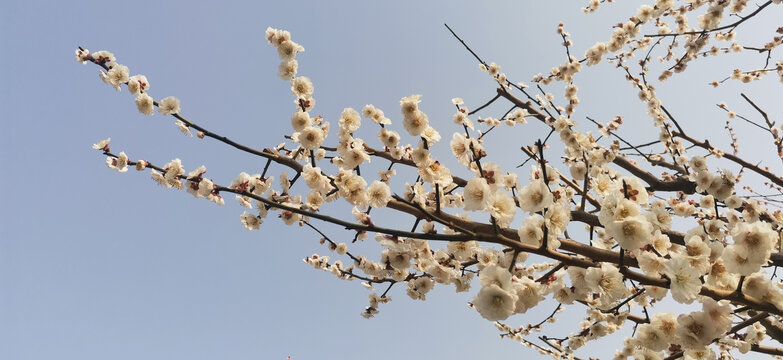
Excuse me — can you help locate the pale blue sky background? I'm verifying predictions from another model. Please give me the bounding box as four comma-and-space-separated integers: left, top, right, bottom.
1, 1, 782, 359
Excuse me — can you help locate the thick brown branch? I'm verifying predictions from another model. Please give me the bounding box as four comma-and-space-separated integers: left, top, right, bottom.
389, 193, 782, 315
570, 210, 783, 267
751, 343, 783, 356
759, 315, 783, 345
673, 131, 783, 188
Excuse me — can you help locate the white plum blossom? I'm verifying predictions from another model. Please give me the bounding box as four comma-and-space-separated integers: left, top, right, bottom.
366, 181, 391, 208
127, 74, 149, 94
479, 265, 513, 290
684, 348, 715, 360
512, 276, 544, 314
476, 162, 502, 188
339, 108, 361, 133
664, 256, 702, 304
304, 191, 324, 210
279, 172, 291, 194
447, 241, 478, 261
722, 244, 758, 276
362, 104, 384, 124
518, 216, 544, 247
544, 203, 570, 236
89, 50, 115, 64
135, 93, 155, 115
501, 172, 518, 191
158, 96, 181, 115
451, 134, 480, 167
612, 198, 641, 221
421, 126, 441, 144
301, 164, 330, 194
585, 263, 627, 305
473, 284, 516, 321
403, 110, 428, 137
72, 50, 91, 64
92, 137, 111, 151
399, 94, 421, 116
452, 109, 474, 129
637, 250, 665, 276
106, 152, 128, 172
551, 281, 576, 304
697, 3, 726, 30
291, 111, 310, 132
616, 176, 648, 204
335, 170, 368, 207
240, 211, 261, 230
452, 273, 474, 293
517, 179, 553, 213
136, 160, 148, 170
291, 76, 314, 98
701, 298, 731, 335
253, 176, 274, 196
104, 64, 129, 91
675, 311, 716, 350
585, 41, 608, 65
294, 126, 324, 150
400, 94, 429, 136
185, 166, 206, 193
278, 59, 298, 80
731, 221, 777, 260
378, 128, 401, 148
175, 120, 192, 136
279, 205, 302, 226
407, 277, 435, 300
154, 158, 184, 189
276, 39, 304, 60
265, 27, 290, 44
635, 313, 677, 351
418, 161, 453, 186
607, 215, 653, 250
463, 177, 491, 211
335, 145, 370, 170
408, 146, 428, 167
382, 247, 411, 271
198, 179, 215, 199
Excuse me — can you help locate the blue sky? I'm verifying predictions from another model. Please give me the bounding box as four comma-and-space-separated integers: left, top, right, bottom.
2, 1, 782, 359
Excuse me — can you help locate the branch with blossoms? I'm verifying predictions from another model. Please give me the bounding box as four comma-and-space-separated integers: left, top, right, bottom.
78, 1, 783, 358
98, 139, 783, 319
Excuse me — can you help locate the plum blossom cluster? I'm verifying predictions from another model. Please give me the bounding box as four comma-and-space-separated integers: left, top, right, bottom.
265, 28, 327, 157
78, 1, 783, 358
76, 48, 183, 131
